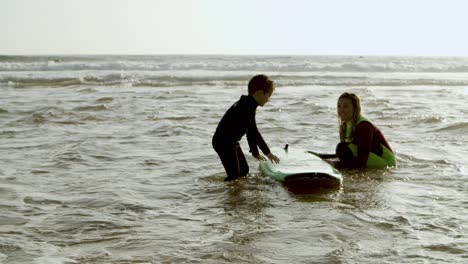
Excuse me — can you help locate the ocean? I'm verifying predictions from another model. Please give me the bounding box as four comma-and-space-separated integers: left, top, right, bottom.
0, 55, 467, 263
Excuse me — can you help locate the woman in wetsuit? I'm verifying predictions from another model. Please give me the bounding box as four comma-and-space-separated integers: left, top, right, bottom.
317, 92, 397, 169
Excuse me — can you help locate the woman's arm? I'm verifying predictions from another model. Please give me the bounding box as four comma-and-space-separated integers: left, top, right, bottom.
334, 122, 374, 169
307, 151, 337, 159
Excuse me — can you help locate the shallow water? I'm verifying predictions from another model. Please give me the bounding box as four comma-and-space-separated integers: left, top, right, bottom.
0, 55, 467, 263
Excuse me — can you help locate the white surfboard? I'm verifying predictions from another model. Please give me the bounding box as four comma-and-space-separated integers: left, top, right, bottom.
259, 145, 343, 192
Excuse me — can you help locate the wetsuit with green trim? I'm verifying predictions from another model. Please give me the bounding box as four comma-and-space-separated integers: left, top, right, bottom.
338, 115, 396, 169
212, 95, 271, 181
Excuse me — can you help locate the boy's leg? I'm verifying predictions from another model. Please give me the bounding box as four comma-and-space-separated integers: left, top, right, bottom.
216, 144, 241, 181
216, 144, 249, 181
236, 146, 249, 177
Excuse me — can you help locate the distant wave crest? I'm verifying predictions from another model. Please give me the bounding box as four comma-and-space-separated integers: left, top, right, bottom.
2, 55, 468, 88
3, 73, 468, 88
2, 55, 468, 73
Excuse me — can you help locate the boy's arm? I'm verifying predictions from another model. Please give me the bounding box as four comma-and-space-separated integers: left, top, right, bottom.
246, 113, 270, 157
247, 125, 270, 157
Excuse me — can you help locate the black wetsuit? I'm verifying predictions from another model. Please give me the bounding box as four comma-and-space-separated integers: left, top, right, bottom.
212, 95, 270, 181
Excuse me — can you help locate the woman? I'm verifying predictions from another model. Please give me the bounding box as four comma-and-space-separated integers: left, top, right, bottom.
317, 92, 397, 169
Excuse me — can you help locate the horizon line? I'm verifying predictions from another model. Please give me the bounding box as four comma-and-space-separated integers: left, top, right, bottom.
2, 53, 468, 58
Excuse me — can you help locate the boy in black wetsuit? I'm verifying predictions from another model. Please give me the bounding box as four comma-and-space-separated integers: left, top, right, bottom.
212, 74, 280, 182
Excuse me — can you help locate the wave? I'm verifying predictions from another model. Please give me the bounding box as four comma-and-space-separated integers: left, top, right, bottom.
431, 122, 468, 133
3, 73, 468, 88
2, 55, 468, 88
2, 55, 468, 73
73, 104, 110, 112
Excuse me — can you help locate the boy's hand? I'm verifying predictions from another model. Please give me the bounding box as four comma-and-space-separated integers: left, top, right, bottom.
266, 153, 280, 164
253, 154, 266, 161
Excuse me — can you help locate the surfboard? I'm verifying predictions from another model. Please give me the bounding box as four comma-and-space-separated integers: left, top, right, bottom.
259, 145, 343, 192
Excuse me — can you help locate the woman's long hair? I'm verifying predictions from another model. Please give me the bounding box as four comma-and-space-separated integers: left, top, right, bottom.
338, 92, 362, 142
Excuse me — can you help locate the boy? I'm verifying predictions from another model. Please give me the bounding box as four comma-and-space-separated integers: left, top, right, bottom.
212, 74, 280, 182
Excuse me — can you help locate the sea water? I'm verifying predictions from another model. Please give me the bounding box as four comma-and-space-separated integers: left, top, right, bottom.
0, 55, 467, 263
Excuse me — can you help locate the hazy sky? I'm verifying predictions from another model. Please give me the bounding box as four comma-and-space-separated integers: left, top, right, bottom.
2, 0, 468, 56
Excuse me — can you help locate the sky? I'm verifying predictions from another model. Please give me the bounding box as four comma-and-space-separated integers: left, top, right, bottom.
1, 0, 468, 56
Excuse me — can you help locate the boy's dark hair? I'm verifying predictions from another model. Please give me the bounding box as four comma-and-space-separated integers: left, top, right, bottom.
248, 74, 274, 95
